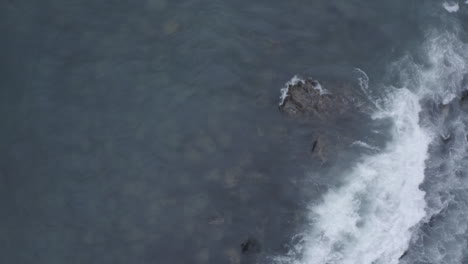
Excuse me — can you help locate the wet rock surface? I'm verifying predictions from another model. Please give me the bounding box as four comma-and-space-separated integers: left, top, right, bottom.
279, 78, 359, 119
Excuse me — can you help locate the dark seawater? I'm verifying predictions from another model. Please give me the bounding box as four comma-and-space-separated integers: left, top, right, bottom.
1, 1, 468, 264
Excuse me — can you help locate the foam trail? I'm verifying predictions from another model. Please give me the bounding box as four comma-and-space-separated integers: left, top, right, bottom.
354, 68, 382, 110
350, 141, 381, 151
354, 68, 370, 97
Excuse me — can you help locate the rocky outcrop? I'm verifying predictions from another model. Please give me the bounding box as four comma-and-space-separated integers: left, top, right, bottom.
278, 76, 356, 119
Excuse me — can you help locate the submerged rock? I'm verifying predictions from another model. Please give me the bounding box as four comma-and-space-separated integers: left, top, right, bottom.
310, 136, 329, 163
240, 238, 261, 254
278, 76, 353, 119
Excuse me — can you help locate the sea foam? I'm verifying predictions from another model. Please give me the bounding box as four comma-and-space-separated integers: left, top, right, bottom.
443, 2, 459, 12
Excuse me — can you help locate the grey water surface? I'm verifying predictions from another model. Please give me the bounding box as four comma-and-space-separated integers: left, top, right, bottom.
1, 1, 466, 264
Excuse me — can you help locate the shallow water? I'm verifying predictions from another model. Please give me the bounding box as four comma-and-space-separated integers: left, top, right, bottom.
2, 1, 468, 264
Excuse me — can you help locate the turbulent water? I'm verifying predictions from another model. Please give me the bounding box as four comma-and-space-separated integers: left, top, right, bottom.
277, 6, 468, 264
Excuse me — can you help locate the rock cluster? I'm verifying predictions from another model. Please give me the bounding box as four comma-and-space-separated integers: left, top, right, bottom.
278, 77, 353, 119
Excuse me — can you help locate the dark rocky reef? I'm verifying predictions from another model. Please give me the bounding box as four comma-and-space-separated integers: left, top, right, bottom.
279, 77, 357, 119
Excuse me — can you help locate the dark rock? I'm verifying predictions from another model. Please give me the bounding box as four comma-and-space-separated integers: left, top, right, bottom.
427, 214, 437, 227
278, 77, 354, 119
240, 238, 261, 254
461, 90, 468, 101
399, 250, 408, 260
311, 139, 319, 152
310, 136, 328, 163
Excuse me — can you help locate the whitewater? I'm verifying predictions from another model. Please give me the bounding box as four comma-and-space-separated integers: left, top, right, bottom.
277, 26, 468, 264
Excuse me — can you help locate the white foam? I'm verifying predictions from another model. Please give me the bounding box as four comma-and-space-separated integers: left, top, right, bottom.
279, 75, 304, 106
350, 141, 381, 151
442, 93, 457, 104
443, 2, 459, 12
354, 68, 382, 110
313, 82, 331, 96
355, 68, 370, 97
403, 32, 468, 263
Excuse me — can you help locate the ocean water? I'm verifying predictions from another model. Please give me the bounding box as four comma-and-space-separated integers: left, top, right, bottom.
1, 1, 468, 264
